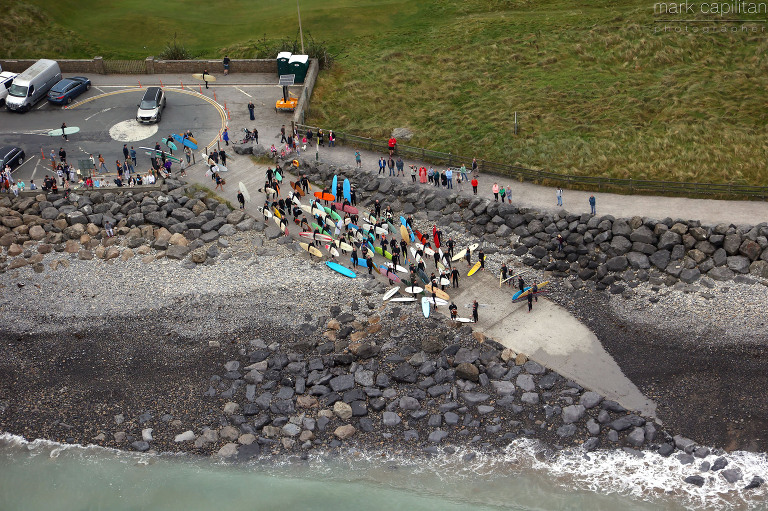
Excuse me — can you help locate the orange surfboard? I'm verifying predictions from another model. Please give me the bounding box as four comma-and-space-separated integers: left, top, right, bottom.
314, 191, 335, 201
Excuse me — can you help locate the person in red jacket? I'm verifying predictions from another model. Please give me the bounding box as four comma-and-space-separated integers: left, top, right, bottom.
388, 136, 397, 156
471, 177, 479, 195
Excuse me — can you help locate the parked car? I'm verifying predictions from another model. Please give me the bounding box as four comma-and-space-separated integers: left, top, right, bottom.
47, 76, 91, 105
0, 146, 25, 171
136, 87, 166, 124
0, 71, 18, 107
5, 59, 61, 112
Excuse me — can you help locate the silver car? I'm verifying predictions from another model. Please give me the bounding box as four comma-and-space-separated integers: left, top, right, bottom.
136, 87, 166, 123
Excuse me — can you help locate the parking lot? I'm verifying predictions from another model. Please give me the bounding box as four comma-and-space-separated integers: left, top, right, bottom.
0, 71, 304, 184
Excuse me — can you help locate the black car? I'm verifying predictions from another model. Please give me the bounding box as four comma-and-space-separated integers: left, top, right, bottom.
0, 146, 25, 171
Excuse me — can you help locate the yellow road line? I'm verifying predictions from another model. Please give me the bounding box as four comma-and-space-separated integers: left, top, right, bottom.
67, 88, 226, 150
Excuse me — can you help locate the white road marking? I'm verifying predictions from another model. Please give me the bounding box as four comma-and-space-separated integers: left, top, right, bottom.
36, 102, 49, 110
234, 86, 252, 98
84, 107, 112, 121
12, 155, 36, 175
93, 86, 105, 94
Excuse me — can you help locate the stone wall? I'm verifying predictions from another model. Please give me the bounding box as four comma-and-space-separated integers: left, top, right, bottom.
0, 57, 276, 75
301, 161, 768, 287
0, 58, 104, 74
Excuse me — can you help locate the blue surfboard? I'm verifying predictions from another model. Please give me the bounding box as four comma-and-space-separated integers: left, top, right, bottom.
332, 175, 338, 200
343, 178, 351, 202
172, 133, 198, 150
400, 216, 407, 226
350, 257, 369, 267
326, 261, 356, 278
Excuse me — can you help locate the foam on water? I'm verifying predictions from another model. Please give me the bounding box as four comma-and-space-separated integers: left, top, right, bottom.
2, 433, 766, 510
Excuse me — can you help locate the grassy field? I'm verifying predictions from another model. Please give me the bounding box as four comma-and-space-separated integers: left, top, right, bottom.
3, 0, 767, 186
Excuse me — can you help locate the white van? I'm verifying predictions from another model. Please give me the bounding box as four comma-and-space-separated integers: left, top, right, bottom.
6, 59, 62, 112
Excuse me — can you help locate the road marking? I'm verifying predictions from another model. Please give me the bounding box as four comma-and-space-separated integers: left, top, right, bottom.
67, 87, 226, 150
36, 102, 49, 110
12, 155, 36, 176
84, 107, 112, 121
93, 86, 105, 94
234, 86, 252, 98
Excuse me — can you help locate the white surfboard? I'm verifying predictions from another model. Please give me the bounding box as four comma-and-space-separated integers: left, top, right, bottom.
390, 297, 416, 303
383, 287, 400, 301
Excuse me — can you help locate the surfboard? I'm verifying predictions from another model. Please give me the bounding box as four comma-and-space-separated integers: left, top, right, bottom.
399, 215, 407, 226
421, 299, 431, 318
383, 287, 400, 301
374, 246, 383, 256
299, 242, 323, 258
390, 297, 416, 303
453, 317, 474, 323
290, 181, 304, 197
399, 225, 410, 243
257, 207, 273, 219
379, 265, 401, 282
324, 244, 340, 258
47, 126, 80, 137
433, 230, 441, 249
395, 265, 408, 273
335, 241, 353, 252
299, 232, 315, 240
343, 179, 351, 202
193, 73, 216, 82
140, 147, 181, 163
292, 194, 301, 206
426, 296, 449, 307
439, 277, 450, 286
413, 229, 428, 244
144, 151, 182, 164
468, 243, 479, 252
417, 270, 430, 285
387, 221, 396, 234
332, 175, 338, 199
172, 133, 198, 150
325, 261, 355, 278
384, 251, 393, 260
274, 170, 282, 183
405, 286, 423, 294
437, 261, 445, 272
237, 182, 251, 203
314, 191, 334, 202
343, 204, 358, 215
424, 285, 449, 300
452, 248, 467, 262
468, 261, 482, 277
351, 257, 369, 267
424, 247, 435, 257
513, 281, 550, 301
329, 210, 342, 222
161, 138, 178, 151
217, 163, 229, 173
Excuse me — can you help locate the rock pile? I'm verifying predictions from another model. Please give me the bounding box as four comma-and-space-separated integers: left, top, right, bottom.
0, 182, 263, 272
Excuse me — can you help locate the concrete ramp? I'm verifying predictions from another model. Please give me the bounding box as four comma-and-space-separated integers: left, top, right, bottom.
446, 270, 656, 417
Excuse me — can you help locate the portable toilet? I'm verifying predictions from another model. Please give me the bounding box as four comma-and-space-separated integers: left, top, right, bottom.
277, 52, 292, 76
288, 54, 309, 83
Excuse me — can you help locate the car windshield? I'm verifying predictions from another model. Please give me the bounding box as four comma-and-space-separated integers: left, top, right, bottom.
0, 159, 5, 167
9, 84, 28, 97
140, 99, 157, 110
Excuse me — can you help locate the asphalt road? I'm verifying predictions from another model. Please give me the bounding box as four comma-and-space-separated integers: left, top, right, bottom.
0, 86, 225, 184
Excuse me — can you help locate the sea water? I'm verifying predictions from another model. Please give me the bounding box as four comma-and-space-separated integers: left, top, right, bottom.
0, 433, 766, 510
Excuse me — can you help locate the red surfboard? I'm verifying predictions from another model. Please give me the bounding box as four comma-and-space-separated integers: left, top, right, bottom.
413, 229, 428, 245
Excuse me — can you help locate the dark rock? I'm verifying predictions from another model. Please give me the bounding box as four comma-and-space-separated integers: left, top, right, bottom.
684, 475, 705, 487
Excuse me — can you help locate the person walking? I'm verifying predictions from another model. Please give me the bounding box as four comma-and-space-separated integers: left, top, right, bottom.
248, 101, 255, 120
237, 191, 245, 209
492, 182, 499, 202
556, 187, 563, 207
253, 129, 258, 145
527, 291, 534, 313
280, 125, 287, 143
222, 128, 229, 146
223, 56, 230, 75
98, 154, 107, 173
202, 69, 210, 89
471, 177, 478, 195
589, 194, 596, 215
446, 168, 453, 189
130, 146, 137, 166
472, 300, 479, 323
355, 151, 362, 169
61, 122, 68, 141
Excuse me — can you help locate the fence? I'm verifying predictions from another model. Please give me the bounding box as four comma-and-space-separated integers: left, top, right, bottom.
295, 123, 768, 200
103, 59, 147, 74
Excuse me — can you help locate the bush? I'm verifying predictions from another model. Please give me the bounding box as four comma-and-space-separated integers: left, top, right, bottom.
158, 33, 200, 60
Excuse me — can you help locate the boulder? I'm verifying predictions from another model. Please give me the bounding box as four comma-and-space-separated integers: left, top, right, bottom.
334, 424, 356, 440
455, 362, 479, 382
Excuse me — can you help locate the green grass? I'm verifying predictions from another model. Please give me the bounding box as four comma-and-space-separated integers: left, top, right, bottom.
4, 0, 768, 186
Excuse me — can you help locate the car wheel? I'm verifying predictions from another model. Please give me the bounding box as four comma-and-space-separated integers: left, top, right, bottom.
17, 157, 23, 167
86, 83, 91, 90
66, 97, 72, 104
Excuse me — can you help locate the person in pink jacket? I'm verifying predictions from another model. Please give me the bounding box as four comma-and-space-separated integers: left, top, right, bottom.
492, 182, 500, 202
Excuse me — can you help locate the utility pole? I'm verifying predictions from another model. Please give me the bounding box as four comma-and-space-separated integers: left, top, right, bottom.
297, 0, 305, 54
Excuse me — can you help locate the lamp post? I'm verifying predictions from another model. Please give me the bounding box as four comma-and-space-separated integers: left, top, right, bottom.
297, 0, 305, 54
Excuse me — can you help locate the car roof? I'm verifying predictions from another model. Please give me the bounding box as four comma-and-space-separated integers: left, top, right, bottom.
144, 86, 161, 97
0, 72, 17, 80
0, 146, 18, 157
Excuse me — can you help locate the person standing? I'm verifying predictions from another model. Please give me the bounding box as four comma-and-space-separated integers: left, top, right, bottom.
557, 234, 564, 252
460, 164, 469, 182
556, 187, 563, 207
396, 157, 404, 177
248, 101, 255, 120
58, 147, 66, 163
223, 128, 229, 146
237, 191, 245, 209
589, 194, 596, 215
451, 266, 459, 288
471, 177, 478, 195
446, 168, 453, 189
472, 300, 479, 323
410, 165, 416, 182
355, 151, 362, 169
472, 157, 478, 174
478, 249, 485, 271
202, 69, 210, 89
433, 168, 440, 187
223, 56, 230, 75
123, 144, 129, 160
219, 149, 227, 165
378, 157, 385, 175
184, 146, 191, 164
388, 157, 395, 176
98, 154, 107, 173
518, 275, 526, 292
492, 182, 499, 202
388, 136, 397, 156
419, 166, 427, 184
527, 291, 534, 313
499, 185, 506, 203
501, 262, 508, 284
505, 185, 512, 203
61, 122, 68, 141
328, 130, 335, 147
130, 146, 137, 166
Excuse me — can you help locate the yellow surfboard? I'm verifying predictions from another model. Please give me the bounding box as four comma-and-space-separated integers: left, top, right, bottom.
299, 242, 323, 258
424, 284, 450, 301
516, 280, 550, 300
400, 225, 410, 243
467, 261, 482, 277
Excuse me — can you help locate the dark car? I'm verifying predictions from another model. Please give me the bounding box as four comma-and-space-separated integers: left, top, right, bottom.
47, 76, 91, 105
0, 146, 25, 171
